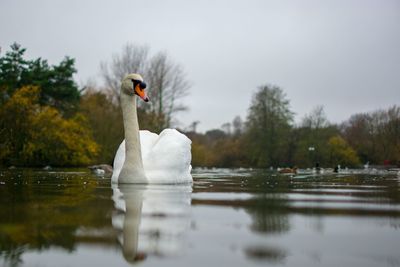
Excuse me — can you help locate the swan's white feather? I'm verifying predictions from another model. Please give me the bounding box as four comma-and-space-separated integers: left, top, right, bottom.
112, 129, 192, 184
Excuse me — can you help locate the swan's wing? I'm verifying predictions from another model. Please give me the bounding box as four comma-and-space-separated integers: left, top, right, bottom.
143, 129, 192, 184
139, 130, 159, 159
111, 140, 125, 184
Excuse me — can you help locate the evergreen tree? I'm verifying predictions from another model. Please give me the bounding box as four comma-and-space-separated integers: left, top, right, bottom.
0, 43, 80, 114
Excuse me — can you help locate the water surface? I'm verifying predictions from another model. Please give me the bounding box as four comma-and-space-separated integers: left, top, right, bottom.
0, 168, 399, 267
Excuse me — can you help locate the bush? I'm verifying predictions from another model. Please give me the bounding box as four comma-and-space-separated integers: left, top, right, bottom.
0, 86, 98, 166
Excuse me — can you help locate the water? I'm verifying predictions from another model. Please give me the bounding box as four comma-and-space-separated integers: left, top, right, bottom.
0, 168, 399, 267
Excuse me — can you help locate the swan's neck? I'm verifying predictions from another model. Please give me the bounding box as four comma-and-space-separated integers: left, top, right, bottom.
118, 93, 147, 183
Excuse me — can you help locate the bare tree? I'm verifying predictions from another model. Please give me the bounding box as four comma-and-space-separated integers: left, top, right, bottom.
232, 116, 243, 136
342, 105, 400, 164
188, 120, 200, 133
146, 51, 190, 129
301, 105, 329, 129
221, 122, 232, 135
100, 43, 190, 130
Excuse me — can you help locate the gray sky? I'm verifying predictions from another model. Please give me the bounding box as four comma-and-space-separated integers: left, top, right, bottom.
1, 0, 399, 132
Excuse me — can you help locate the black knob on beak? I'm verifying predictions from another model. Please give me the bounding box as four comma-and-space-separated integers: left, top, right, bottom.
140, 82, 147, 89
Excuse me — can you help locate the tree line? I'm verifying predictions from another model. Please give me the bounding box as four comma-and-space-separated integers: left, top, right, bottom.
0, 43, 189, 167
0, 43, 399, 168
190, 85, 399, 168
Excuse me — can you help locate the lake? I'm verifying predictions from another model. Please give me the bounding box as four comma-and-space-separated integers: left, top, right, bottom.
0, 168, 399, 267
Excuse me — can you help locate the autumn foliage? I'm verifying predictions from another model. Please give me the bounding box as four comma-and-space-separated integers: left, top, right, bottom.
0, 86, 98, 166
0, 44, 98, 166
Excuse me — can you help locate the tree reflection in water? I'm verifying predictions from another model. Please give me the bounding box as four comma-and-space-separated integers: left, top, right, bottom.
0, 169, 114, 267
245, 194, 290, 234
0, 169, 192, 266
111, 184, 192, 263
243, 194, 289, 263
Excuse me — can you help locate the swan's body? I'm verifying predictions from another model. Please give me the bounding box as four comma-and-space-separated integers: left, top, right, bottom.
112, 73, 192, 184
112, 129, 192, 184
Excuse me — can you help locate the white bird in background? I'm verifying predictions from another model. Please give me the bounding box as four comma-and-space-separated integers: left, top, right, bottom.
111, 74, 192, 184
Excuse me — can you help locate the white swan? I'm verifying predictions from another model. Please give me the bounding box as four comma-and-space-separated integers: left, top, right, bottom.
111, 73, 192, 184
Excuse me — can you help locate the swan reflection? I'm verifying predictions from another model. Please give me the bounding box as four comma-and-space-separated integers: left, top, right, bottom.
112, 184, 192, 263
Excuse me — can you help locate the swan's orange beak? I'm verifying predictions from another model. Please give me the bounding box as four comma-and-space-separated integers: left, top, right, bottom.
135, 84, 149, 102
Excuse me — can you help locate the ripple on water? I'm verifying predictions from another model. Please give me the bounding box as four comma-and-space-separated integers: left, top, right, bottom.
0, 167, 399, 267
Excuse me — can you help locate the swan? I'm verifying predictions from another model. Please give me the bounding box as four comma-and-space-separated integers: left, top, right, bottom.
111, 73, 192, 184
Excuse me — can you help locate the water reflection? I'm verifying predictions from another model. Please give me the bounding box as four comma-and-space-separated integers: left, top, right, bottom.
244, 195, 290, 234
244, 245, 286, 263
192, 171, 400, 265
0, 168, 399, 267
0, 169, 114, 267
111, 184, 192, 263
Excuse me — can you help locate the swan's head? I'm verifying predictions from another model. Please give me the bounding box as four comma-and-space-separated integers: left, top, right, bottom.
121, 73, 149, 102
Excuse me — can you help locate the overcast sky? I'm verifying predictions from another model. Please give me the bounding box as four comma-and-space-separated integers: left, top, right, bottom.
1, 0, 399, 132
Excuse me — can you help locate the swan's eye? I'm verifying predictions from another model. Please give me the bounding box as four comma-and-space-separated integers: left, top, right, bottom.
131, 79, 146, 90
